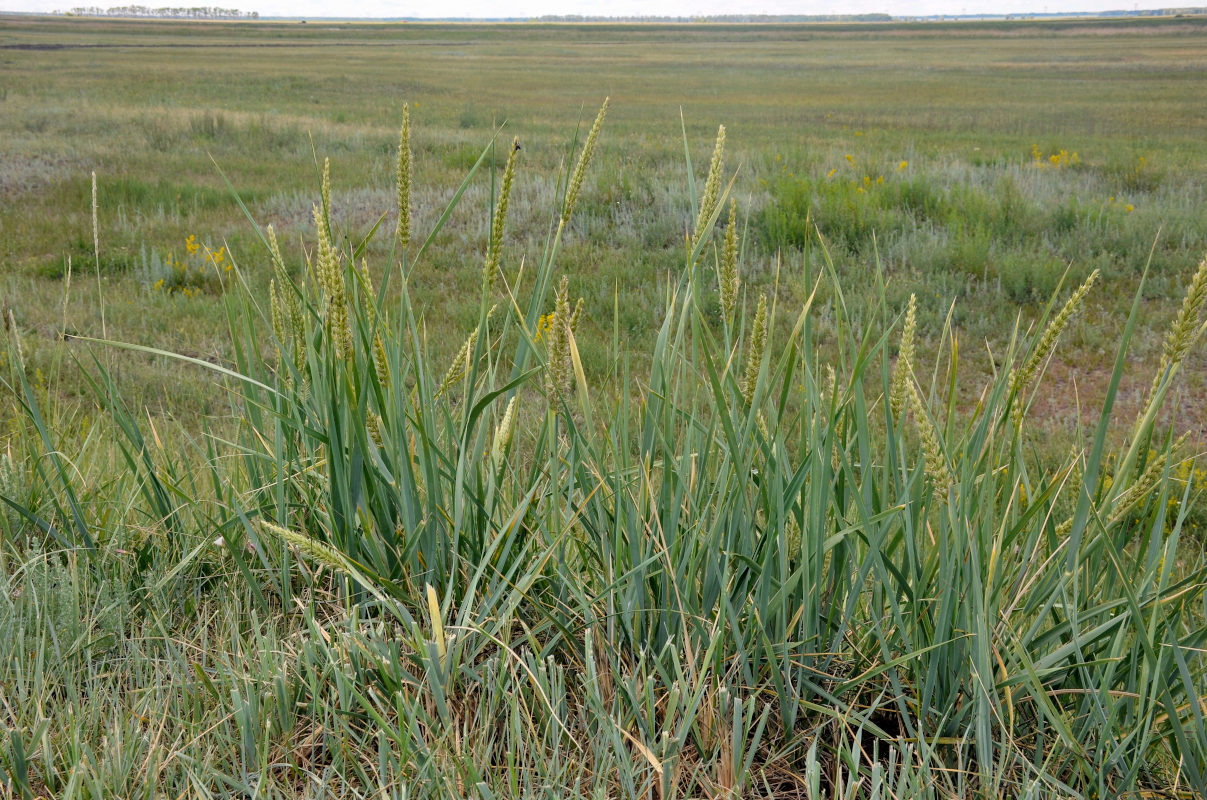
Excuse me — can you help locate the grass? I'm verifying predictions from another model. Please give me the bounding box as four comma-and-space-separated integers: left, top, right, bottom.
3, 15, 1207, 432
2, 13, 1207, 798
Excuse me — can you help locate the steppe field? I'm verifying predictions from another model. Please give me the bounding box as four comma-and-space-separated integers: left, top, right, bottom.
3, 13, 1207, 798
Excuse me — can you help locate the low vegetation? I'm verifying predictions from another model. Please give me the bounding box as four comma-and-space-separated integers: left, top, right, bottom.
2, 93, 1207, 798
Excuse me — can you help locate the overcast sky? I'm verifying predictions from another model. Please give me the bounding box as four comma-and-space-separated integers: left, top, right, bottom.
2, 0, 1183, 19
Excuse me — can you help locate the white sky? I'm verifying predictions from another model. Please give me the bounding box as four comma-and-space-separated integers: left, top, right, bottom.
2, 0, 1186, 19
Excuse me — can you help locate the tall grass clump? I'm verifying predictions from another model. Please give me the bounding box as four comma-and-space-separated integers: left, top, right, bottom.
4, 104, 1207, 798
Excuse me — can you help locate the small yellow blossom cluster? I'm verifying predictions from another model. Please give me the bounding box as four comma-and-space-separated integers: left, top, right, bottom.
759, 154, 906, 191
1106, 196, 1136, 213
534, 311, 555, 342
1031, 144, 1080, 169
851, 174, 885, 194
151, 234, 227, 297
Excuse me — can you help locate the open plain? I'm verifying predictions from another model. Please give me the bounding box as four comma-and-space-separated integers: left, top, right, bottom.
2, 13, 1207, 798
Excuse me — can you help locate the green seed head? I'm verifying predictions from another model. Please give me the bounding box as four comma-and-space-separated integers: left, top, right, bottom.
491, 395, 517, 470
373, 333, 390, 387
544, 275, 576, 397
890, 293, 917, 420
436, 329, 478, 398
313, 204, 351, 361
484, 137, 520, 294
1148, 254, 1207, 401
910, 381, 953, 492
720, 197, 740, 322
396, 104, 413, 255
562, 98, 608, 226
1010, 269, 1098, 425
320, 157, 332, 235
692, 124, 726, 251
741, 294, 768, 406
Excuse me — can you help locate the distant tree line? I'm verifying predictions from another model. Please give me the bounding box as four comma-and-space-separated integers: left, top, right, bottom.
534, 14, 893, 22
62, 6, 259, 18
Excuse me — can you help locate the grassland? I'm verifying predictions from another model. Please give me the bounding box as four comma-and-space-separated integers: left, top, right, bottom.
2, 13, 1207, 798
3, 14, 1207, 430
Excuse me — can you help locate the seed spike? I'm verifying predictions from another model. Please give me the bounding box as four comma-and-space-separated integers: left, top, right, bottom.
396, 104, 413, 255
890, 294, 917, 420
1009, 270, 1098, 425
720, 197, 740, 322
562, 98, 608, 226
692, 124, 726, 250
741, 294, 767, 405
484, 137, 520, 294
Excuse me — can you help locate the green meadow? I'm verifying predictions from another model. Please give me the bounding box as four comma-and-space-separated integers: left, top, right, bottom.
2, 13, 1207, 798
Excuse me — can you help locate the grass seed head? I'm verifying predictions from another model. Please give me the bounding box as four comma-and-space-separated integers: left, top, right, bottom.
263, 521, 350, 574
320, 157, 332, 235
373, 333, 390, 386
1149, 254, 1207, 401
544, 275, 576, 396
491, 395, 517, 470
0, 449, 21, 528
562, 98, 608, 226
8, 309, 23, 370
367, 410, 384, 447
693, 124, 726, 250
890, 293, 917, 420
270, 278, 286, 358
357, 257, 376, 316
313, 203, 351, 360
1010, 269, 1098, 424
720, 197, 740, 322
1110, 433, 1190, 524
436, 329, 478, 398
395, 104, 413, 255
484, 137, 520, 294
741, 293, 767, 405
910, 381, 953, 491
266, 223, 287, 284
